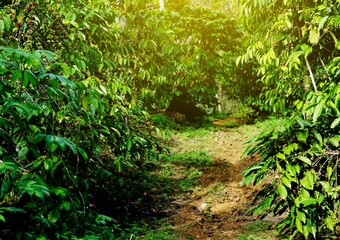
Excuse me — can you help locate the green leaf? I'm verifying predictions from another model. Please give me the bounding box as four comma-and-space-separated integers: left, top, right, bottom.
59, 201, 72, 211
0, 174, 11, 199
3, 15, 10, 32
57, 75, 76, 88
95, 214, 114, 225
36, 50, 56, 60
98, 85, 107, 95
331, 117, 340, 128
0, 215, 5, 222
300, 171, 314, 190
48, 209, 60, 224
0, 207, 26, 214
23, 70, 38, 87
0, 20, 4, 31
44, 158, 53, 171
282, 176, 291, 188
325, 215, 336, 231
318, 16, 328, 30
296, 217, 303, 233
297, 156, 312, 166
277, 184, 288, 199
53, 136, 66, 150
327, 166, 333, 180
309, 27, 320, 45
76, 59, 86, 70
77, 147, 88, 159
16, 141, 29, 161
65, 12, 76, 22
296, 209, 306, 224
5, 101, 43, 119
39, 73, 76, 88
276, 152, 285, 160
312, 130, 322, 144
300, 198, 318, 206
0, 162, 19, 173
33, 134, 46, 143
283, 143, 298, 155
296, 131, 308, 143
51, 187, 67, 197
313, 99, 325, 123
241, 174, 254, 186
296, 119, 312, 128
64, 138, 77, 154
50, 159, 62, 173
300, 44, 312, 58
320, 181, 331, 193
328, 135, 340, 147
126, 140, 132, 151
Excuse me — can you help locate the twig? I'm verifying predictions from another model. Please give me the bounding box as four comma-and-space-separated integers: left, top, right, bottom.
305, 57, 318, 92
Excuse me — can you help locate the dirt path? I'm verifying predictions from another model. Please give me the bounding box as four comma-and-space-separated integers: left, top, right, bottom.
167, 122, 277, 239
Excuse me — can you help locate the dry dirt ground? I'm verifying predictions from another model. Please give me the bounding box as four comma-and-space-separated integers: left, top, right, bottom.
165, 119, 279, 240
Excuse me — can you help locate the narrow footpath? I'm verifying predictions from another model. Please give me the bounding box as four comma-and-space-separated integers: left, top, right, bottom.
167, 121, 278, 239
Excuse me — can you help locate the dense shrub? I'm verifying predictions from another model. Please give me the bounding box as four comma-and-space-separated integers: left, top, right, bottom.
0, 47, 163, 238
243, 83, 340, 238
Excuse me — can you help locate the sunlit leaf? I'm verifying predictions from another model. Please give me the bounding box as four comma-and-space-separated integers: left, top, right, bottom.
309, 27, 320, 45
297, 156, 311, 166
313, 99, 325, 123
330, 117, 340, 128
300, 173, 314, 190
328, 135, 340, 147
277, 184, 288, 199
0, 20, 4, 31
296, 130, 308, 143
48, 209, 60, 224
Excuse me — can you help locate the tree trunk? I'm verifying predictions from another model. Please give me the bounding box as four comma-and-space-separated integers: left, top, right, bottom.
216, 79, 222, 113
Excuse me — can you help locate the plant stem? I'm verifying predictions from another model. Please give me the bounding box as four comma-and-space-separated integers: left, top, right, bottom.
305, 57, 318, 92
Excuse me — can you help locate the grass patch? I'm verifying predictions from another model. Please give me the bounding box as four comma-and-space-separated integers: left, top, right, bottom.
223, 121, 242, 128
255, 117, 291, 133
179, 126, 213, 137
206, 182, 225, 195
179, 167, 203, 191
237, 221, 277, 240
169, 150, 213, 166
137, 220, 178, 240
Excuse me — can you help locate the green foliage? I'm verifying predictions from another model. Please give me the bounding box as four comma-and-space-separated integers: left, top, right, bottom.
236, 0, 340, 115
243, 83, 340, 238
238, 0, 340, 238
111, 1, 241, 111
150, 113, 178, 130
0, 42, 162, 238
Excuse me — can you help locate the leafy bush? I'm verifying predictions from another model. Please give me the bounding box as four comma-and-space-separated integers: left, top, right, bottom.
243, 83, 340, 238
150, 113, 178, 130
0, 46, 163, 238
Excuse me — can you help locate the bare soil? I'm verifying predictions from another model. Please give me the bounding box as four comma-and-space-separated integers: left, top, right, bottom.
166, 119, 278, 239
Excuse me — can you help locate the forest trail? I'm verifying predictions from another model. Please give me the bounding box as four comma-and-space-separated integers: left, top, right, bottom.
166, 120, 278, 239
